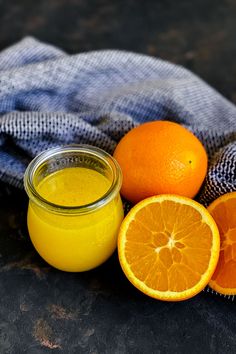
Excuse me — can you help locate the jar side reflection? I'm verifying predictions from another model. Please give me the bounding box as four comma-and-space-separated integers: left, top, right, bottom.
27, 195, 124, 272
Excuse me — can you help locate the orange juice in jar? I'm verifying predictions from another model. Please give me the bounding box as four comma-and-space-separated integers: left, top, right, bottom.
24, 145, 124, 272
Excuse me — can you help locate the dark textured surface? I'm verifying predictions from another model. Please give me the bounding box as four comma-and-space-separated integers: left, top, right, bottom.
1, 0, 236, 101
0, 0, 236, 353
1, 184, 236, 354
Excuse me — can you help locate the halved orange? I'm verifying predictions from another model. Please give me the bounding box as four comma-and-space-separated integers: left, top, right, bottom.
118, 195, 220, 301
208, 192, 236, 295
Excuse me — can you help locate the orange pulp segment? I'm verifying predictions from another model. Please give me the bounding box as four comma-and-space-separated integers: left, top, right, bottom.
208, 192, 236, 295
118, 195, 220, 301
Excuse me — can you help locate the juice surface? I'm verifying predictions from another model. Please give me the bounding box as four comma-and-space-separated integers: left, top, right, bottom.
27, 167, 124, 271
37, 167, 112, 206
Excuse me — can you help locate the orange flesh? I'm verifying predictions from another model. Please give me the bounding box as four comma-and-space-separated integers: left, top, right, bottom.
209, 198, 236, 289
124, 200, 213, 292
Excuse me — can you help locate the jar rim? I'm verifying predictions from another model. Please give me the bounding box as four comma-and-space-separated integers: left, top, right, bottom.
24, 144, 122, 215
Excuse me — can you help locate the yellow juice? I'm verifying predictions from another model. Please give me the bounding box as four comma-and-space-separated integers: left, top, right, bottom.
27, 167, 124, 272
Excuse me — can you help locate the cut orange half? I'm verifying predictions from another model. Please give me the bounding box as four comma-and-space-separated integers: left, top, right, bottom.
208, 192, 236, 295
118, 195, 220, 301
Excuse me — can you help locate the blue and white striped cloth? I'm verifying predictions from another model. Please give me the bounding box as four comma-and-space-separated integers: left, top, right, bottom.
0, 37, 236, 206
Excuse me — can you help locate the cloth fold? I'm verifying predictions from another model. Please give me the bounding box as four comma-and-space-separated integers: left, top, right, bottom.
0, 37, 236, 205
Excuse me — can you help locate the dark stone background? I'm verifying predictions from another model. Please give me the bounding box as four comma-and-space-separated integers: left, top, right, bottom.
0, 0, 235, 353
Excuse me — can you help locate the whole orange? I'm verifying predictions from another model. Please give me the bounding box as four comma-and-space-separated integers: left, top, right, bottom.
113, 120, 208, 204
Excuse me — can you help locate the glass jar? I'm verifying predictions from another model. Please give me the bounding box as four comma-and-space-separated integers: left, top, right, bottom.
24, 145, 124, 272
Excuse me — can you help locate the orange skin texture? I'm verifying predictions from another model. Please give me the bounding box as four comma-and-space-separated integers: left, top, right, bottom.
113, 121, 208, 204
